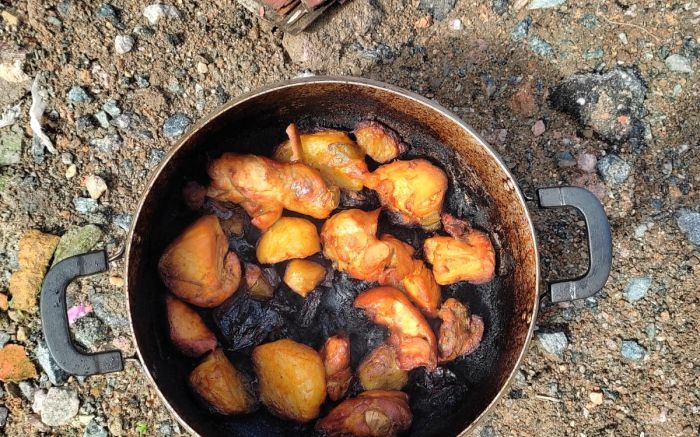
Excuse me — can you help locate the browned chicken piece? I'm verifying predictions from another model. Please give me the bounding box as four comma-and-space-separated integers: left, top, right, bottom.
189, 349, 257, 415
354, 287, 437, 371
354, 120, 407, 163
158, 215, 241, 308
256, 217, 321, 264
364, 159, 448, 230
252, 339, 327, 423
321, 209, 392, 282
283, 259, 326, 297
357, 343, 408, 391
423, 214, 496, 285
244, 263, 275, 300
320, 334, 352, 401
437, 298, 485, 363
165, 295, 217, 357
274, 128, 369, 191
182, 181, 207, 210
316, 390, 412, 437
207, 153, 339, 230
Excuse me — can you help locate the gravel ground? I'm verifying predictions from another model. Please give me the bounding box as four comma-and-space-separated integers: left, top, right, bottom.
1, 0, 698, 435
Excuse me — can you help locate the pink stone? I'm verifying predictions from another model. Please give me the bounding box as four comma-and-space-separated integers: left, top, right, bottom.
577, 152, 597, 173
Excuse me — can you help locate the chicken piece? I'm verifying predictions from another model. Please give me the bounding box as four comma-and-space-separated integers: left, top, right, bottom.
165, 295, 217, 357
256, 217, 321, 264
320, 334, 352, 401
354, 287, 437, 371
354, 120, 407, 163
316, 390, 412, 437
189, 349, 257, 415
423, 214, 495, 285
158, 215, 241, 308
283, 259, 326, 297
207, 153, 339, 230
357, 343, 408, 391
364, 159, 447, 230
437, 298, 484, 363
274, 129, 369, 191
321, 209, 392, 282
252, 339, 326, 423
244, 263, 275, 300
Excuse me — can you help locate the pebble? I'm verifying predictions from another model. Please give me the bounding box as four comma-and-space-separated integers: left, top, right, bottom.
85, 418, 109, 437
621, 340, 646, 361
90, 290, 130, 330
527, 35, 554, 58
53, 224, 103, 265
66, 86, 93, 105
665, 54, 694, 73
645, 323, 657, 340
0, 332, 9, 348
112, 213, 132, 231
95, 4, 118, 20
73, 316, 111, 350
73, 197, 99, 214
577, 152, 597, 173
94, 110, 110, 128
578, 13, 599, 29
66, 164, 78, 179
480, 425, 496, 437
491, 0, 508, 15
532, 119, 545, 136
634, 223, 650, 239
162, 113, 191, 139
40, 387, 79, 426
90, 134, 123, 154
537, 331, 568, 357
418, 0, 456, 21
143, 4, 180, 25
114, 35, 135, 55
618, 32, 628, 44
589, 391, 603, 405
676, 209, 700, 246
32, 389, 46, 412
84, 175, 108, 200
196, 62, 209, 74
102, 99, 121, 117
19, 381, 36, 401
558, 151, 577, 167
624, 276, 652, 302
134, 74, 150, 88
449, 19, 462, 31
584, 48, 604, 60
60, 152, 73, 165
511, 17, 531, 42
528, 0, 566, 9
76, 115, 97, 131
597, 154, 631, 186
109, 276, 125, 287
0, 126, 24, 166
35, 340, 69, 385
0, 406, 7, 427
31, 137, 46, 164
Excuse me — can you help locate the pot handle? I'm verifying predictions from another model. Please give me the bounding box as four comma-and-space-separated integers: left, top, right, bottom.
40, 250, 124, 375
537, 186, 612, 303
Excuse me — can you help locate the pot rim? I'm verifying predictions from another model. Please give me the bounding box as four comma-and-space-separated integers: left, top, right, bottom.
124, 75, 540, 437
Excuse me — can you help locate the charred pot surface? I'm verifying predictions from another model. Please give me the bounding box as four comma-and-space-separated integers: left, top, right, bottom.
126, 77, 538, 437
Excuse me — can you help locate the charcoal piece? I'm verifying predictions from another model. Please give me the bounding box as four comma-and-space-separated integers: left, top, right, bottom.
348, 324, 387, 369
297, 289, 323, 328
406, 367, 468, 418
339, 188, 379, 210
214, 293, 284, 351
228, 236, 257, 264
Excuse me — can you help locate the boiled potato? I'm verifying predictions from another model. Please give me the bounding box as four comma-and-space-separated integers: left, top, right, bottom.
189, 349, 257, 415
283, 259, 326, 297
256, 217, 320, 264
252, 339, 326, 422
357, 343, 408, 391
165, 294, 217, 357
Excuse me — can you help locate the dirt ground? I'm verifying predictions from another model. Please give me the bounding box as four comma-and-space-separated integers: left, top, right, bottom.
0, 0, 698, 435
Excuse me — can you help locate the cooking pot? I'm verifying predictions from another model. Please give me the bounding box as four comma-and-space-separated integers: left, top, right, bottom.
40, 76, 612, 436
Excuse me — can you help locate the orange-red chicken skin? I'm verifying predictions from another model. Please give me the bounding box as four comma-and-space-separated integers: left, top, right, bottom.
316, 390, 412, 437
437, 298, 485, 363
353, 120, 407, 164
320, 334, 353, 401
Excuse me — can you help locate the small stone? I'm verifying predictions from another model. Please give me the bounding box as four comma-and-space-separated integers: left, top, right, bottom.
527, 35, 554, 58
665, 54, 694, 74
16, 326, 27, 342
618, 33, 628, 44
597, 154, 631, 186
76, 115, 96, 131
589, 391, 603, 405
143, 4, 180, 24
109, 276, 125, 287
89, 290, 129, 330
145, 148, 165, 169
134, 74, 150, 88
8, 230, 60, 311
1, 10, 20, 26
480, 425, 496, 437
0, 294, 7, 312
415, 15, 432, 28
90, 134, 123, 154
621, 340, 646, 361
166, 32, 185, 46
18, 381, 36, 401
66, 165, 78, 179
162, 113, 191, 139
114, 35, 135, 55
40, 387, 79, 426
53, 224, 103, 265
112, 213, 132, 231
61, 152, 73, 165
196, 62, 208, 74
578, 13, 598, 29
0, 126, 24, 166
537, 331, 568, 357
73, 316, 111, 350
511, 17, 531, 42
85, 418, 109, 437
73, 197, 99, 214
418, 0, 456, 20
584, 48, 605, 60
32, 389, 46, 413
30, 137, 45, 164
676, 209, 700, 246
624, 276, 652, 302
0, 59, 30, 83
95, 4, 118, 20
644, 323, 657, 340
492, 0, 509, 15
577, 152, 597, 173
101, 99, 121, 117
633, 223, 649, 239
84, 175, 108, 200
66, 86, 93, 105
94, 110, 109, 128
532, 119, 546, 136
557, 151, 576, 167
528, 0, 565, 9
0, 406, 7, 427
0, 344, 38, 381
35, 340, 69, 385
449, 19, 462, 31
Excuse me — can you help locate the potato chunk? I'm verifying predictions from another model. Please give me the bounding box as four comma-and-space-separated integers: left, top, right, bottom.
283, 259, 326, 297
189, 349, 257, 415
354, 120, 407, 163
357, 343, 408, 391
423, 214, 495, 285
252, 339, 326, 422
165, 295, 217, 357
316, 390, 412, 437
158, 215, 241, 307
256, 217, 321, 264
244, 263, 276, 300
320, 334, 352, 401
275, 129, 369, 191
364, 159, 447, 230
437, 298, 484, 363
354, 287, 437, 371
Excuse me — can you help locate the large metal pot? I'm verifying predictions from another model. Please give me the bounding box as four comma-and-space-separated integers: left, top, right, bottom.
40, 76, 612, 436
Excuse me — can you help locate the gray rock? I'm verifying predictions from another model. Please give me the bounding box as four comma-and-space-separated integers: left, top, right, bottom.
102, 99, 121, 117
0, 126, 24, 166
60, 151, 73, 164
527, 35, 554, 58
578, 13, 599, 28
676, 209, 700, 246
40, 387, 79, 426
537, 331, 568, 357
53, 224, 103, 265
624, 276, 652, 302
644, 323, 657, 340
73, 197, 99, 214
480, 425, 496, 437
114, 35, 135, 54
19, 381, 37, 402
57, 1, 71, 17
32, 389, 46, 413
597, 154, 631, 186
0, 331, 10, 347
665, 54, 694, 73
0, 406, 7, 428
66, 86, 93, 105
146, 148, 166, 169
94, 110, 110, 128
557, 151, 576, 167
73, 316, 111, 350
143, 4, 180, 25
113, 213, 132, 231
511, 17, 531, 42
621, 340, 646, 361
528, 0, 566, 9
89, 134, 123, 153
550, 67, 647, 145
681, 37, 700, 60
162, 113, 191, 139
491, 0, 508, 15
134, 74, 150, 88
35, 340, 69, 385
95, 4, 118, 19
31, 137, 46, 164
418, 0, 456, 20
85, 418, 109, 437
90, 290, 130, 330
584, 48, 605, 60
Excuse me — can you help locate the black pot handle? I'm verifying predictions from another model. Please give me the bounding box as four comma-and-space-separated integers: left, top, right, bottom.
537, 186, 612, 303
40, 250, 124, 375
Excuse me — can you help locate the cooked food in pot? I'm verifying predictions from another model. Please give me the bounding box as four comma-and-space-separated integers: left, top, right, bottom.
243, 263, 276, 300
283, 259, 326, 297
320, 334, 353, 401
316, 390, 412, 437
354, 120, 407, 163
437, 298, 485, 363
256, 217, 321, 264
189, 349, 257, 415
165, 295, 217, 357
357, 343, 408, 391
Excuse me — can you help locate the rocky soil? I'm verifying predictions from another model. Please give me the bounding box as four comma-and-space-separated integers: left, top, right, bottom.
0, 0, 698, 435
